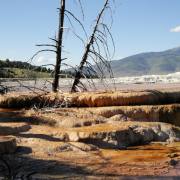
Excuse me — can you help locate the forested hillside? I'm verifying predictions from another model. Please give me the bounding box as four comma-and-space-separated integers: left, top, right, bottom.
0, 58, 79, 78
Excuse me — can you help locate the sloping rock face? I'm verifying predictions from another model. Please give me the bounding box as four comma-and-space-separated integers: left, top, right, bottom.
1, 90, 180, 108
71, 91, 159, 107
13, 105, 179, 150
29, 122, 179, 149
0, 92, 64, 108
87, 104, 180, 126
70, 90, 180, 107
77, 126, 156, 148
65, 122, 180, 148
26, 108, 105, 128
23, 104, 180, 128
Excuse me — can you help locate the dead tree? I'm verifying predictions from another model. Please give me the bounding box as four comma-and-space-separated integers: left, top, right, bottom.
71, 0, 115, 92
52, 0, 87, 92
28, 0, 86, 93
26, 0, 66, 92
52, 0, 65, 92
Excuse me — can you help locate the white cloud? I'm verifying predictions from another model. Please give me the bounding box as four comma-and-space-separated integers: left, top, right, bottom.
36, 56, 54, 65
34, 56, 55, 70
36, 56, 46, 64
170, 25, 180, 32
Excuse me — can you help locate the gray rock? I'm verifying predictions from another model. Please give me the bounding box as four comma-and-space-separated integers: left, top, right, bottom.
56, 142, 98, 152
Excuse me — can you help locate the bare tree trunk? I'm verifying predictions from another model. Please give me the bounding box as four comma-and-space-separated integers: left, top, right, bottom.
52, 0, 66, 92
71, 0, 109, 92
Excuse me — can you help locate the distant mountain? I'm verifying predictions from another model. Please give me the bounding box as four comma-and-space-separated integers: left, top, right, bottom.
110, 47, 180, 77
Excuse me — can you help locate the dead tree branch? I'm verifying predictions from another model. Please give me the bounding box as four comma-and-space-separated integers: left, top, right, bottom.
71, 0, 115, 92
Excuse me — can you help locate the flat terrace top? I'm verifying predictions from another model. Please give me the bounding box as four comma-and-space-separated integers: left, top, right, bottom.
1, 78, 180, 92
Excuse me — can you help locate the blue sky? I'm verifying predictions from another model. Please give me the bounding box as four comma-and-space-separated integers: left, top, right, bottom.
0, 0, 180, 66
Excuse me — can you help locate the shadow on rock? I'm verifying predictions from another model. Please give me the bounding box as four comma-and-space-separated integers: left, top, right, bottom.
0, 153, 100, 179
17, 133, 64, 142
